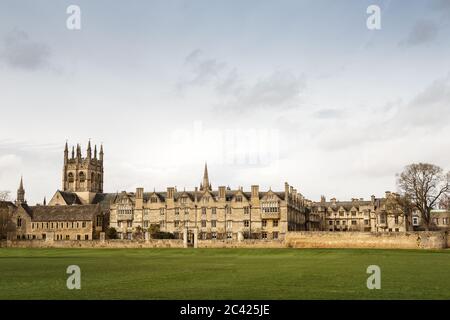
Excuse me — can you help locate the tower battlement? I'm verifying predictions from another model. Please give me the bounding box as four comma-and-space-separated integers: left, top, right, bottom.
62, 141, 104, 194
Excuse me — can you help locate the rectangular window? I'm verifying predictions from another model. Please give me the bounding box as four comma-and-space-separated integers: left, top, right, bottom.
364, 220, 369, 225
273, 220, 279, 227
236, 196, 242, 202
351, 220, 357, 225
201, 220, 206, 228
262, 232, 268, 240
244, 206, 250, 214
174, 220, 180, 227
82, 222, 86, 228
244, 220, 250, 227
212, 232, 217, 239
395, 216, 399, 224
211, 220, 216, 228
413, 217, 419, 226
328, 220, 333, 225
143, 221, 149, 228
342, 221, 346, 225
212, 207, 217, 215
77, 235, 81, 240
65, 235, 70, 240
336, 221, 340, 225
127, 221, 132, 227
351, 211, 356, 216
273, 232, 279, 240
175, 208, 179, 215
262, 220, 267, 227
226, 232, 233, 239
96, 216, 103, 227
160, 208, 165, 215
202, 207, 206, 215
226, 220, 232, 229
85, 235, 89, 240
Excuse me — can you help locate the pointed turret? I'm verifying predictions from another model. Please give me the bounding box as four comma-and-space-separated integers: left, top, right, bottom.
94, 144, 97, 159
43, 197, 47, 206
76, 143, 82, 161
16, 176, 25, 205
200, 163, 211, 191
71, 145, 75, 159
87, 139, 92, 159
64, 141, 69, 163
100, 144, 104, 162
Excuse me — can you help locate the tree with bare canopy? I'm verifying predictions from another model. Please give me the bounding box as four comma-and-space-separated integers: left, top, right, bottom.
0, 191, 10, 201
397, 163, 449, 230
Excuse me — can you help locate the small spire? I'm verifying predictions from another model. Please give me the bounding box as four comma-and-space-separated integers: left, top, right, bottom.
43, 197, 47, 206
16, 176, 25, 205
94, 145, 97, 159
71, 146, 75, 159
87, 139, 92, 159
100, 144, 104, 161
201, 162, 211, 191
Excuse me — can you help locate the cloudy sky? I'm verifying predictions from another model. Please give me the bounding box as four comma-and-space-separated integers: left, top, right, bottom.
0, 0, 449, 204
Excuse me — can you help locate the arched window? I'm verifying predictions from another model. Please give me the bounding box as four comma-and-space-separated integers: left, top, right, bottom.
68, 172, 74, 183
79, 172, 85, 183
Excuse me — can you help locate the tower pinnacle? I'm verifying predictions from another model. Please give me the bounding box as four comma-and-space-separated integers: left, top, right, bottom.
200, 163, 211, 191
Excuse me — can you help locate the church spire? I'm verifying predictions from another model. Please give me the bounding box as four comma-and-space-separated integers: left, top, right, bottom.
200, 163, 211, 191
16, 176, 25, 205
100, 144, 104, 162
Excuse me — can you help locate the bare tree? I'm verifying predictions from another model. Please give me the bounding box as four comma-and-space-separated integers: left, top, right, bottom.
397, 163, 449, 230
0, 191, 11, 201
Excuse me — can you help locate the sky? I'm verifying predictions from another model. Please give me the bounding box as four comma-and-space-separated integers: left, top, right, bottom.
0, 0, 449, 204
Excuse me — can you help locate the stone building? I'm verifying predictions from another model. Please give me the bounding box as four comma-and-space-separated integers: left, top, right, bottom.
311, 191, 411, 232
412, 209, 450, 231
109, 164, 312, 241
7, 177, 106, 240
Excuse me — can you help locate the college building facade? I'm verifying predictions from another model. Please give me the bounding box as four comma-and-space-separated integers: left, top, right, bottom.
3, 142, 447, 242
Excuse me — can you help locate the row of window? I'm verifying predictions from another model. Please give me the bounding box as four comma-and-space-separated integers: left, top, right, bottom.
120, 219, 280, 229
16, 234, 90, 240
327, 210, 368, 217
141, 206, 256, 216
31, 221, 87, 229
432, 217, 450, 225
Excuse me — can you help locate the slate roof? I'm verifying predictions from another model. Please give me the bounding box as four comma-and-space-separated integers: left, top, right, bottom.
29, 204, 101, 221
58, 191, 82, 205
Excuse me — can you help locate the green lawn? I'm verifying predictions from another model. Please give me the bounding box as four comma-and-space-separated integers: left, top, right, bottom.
0, 248, 449, 300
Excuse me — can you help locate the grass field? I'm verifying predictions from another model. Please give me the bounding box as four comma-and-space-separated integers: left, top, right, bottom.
0, 248, 449, 300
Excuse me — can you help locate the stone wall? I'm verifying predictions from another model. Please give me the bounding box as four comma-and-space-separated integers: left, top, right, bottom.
2, 239, 184, 249
1, 232, 448, 249
197, 239, 285, 248
285, 231, 448, 249
447, 232, 450, 248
